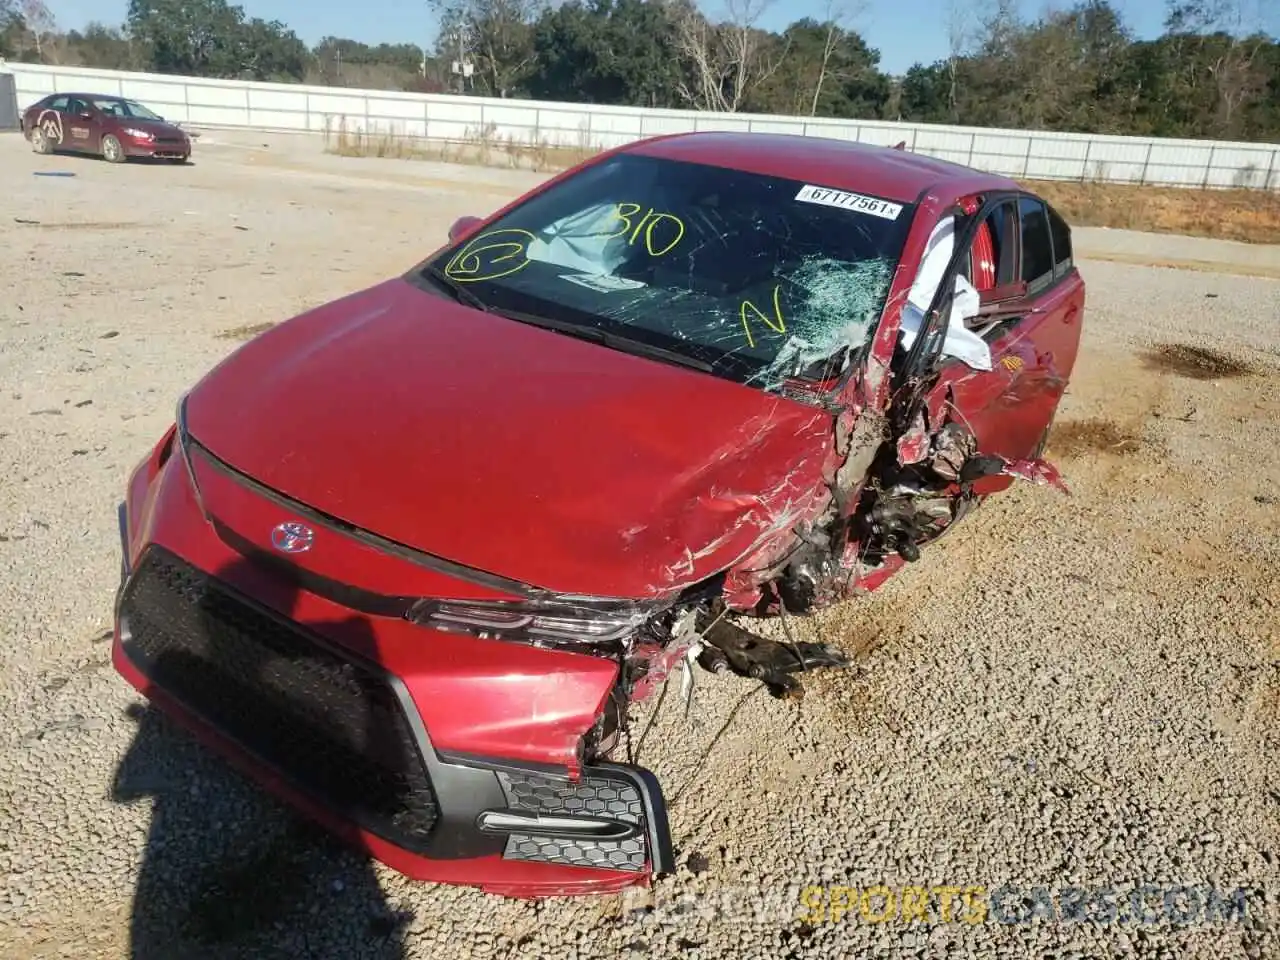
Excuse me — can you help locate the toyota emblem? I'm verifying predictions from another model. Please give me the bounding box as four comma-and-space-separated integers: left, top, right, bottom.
270, 521, 314, 554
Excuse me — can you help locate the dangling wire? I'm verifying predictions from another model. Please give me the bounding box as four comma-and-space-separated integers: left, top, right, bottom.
671, 685, 764, 807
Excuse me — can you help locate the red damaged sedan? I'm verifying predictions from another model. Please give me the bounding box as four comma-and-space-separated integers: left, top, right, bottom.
22, 93, 192, 163
112, 132, 1082, 897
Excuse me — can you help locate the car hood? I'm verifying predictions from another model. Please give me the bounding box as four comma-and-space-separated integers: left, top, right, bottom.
185, 278, 834, 599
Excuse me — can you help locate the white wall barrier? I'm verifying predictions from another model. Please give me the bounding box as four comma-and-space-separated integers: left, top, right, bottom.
3, 60, 1278, 190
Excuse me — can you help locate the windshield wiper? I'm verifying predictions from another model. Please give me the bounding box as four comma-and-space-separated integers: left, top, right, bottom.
424, 264, 493, 314
503, 312, 715, 374
423, 266, 711, 373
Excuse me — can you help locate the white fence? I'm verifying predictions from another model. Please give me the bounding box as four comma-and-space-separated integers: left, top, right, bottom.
4, 60, 1278, 190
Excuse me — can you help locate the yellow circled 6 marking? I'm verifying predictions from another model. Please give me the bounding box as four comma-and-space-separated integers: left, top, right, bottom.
445, 228, 537, 283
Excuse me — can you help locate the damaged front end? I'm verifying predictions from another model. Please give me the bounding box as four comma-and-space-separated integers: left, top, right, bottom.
113, 176, 1078, 897
501, 190, 1077, 840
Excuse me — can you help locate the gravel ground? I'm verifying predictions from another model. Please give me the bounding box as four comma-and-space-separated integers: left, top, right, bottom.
1, 130, 1277, 960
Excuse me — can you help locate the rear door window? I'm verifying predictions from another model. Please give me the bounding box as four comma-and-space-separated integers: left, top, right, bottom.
1047, 204, 1073, 278
1018, 198, 1056, 294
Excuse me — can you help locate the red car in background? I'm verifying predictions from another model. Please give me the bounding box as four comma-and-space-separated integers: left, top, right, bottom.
112, 132, 1083, 897
21, 93, 192, 163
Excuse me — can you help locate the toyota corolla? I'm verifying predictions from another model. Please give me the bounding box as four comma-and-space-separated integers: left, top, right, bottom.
112, 132, 1082, 897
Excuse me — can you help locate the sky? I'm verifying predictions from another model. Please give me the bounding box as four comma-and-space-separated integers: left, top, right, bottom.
42, 0, 1204, 75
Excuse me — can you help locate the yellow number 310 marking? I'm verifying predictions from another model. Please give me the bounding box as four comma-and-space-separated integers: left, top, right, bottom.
604, 203, 685, 257
739, 284, 786, 349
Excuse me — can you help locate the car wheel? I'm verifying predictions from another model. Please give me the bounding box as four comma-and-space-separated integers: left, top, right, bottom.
31, 116, 60, 154
30, 122, 55, 155
101, 134, 125, 164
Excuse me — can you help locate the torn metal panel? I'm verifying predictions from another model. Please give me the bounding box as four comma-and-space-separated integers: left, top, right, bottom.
574, 186, 1075, 775
994, 457, 1070, 494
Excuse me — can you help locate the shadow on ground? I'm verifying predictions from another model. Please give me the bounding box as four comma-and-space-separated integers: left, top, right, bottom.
111, 552, 414, 959
112, 705, 411, 959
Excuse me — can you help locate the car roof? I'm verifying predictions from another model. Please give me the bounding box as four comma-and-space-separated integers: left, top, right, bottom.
37, 93, 134, 104
624, 131, 1020, 205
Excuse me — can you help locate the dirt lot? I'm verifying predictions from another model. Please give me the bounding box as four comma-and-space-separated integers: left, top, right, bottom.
1, 130, 1278, 960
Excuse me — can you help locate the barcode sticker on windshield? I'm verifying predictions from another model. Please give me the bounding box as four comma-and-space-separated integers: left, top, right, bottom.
795, 185, 903, 221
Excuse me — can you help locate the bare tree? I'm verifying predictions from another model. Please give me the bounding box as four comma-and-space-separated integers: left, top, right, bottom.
670, 0, 789, 113
945, 0, 980, 117
807, 0, 866, 116
1166, 0, 1271, 136
429, 0, 544, 98
20, 0, 56, 60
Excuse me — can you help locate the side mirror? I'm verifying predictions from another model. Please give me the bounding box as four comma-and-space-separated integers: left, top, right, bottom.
448, 215, 482, 243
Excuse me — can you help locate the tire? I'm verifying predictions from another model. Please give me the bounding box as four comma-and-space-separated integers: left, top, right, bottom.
30, 122, 55, 155
101, 134, 125, 164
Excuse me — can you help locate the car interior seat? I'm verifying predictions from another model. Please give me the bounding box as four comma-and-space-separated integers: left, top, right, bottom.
970, 219, 997, 292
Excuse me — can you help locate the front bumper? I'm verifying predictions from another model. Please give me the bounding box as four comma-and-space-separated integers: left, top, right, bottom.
122, 136, 190, 160
112, 446, 674, 896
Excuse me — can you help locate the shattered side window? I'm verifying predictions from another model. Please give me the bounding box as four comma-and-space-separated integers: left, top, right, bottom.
424, 154, 914, 394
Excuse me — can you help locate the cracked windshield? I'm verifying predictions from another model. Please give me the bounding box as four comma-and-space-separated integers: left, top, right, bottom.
424, 152, 915, 392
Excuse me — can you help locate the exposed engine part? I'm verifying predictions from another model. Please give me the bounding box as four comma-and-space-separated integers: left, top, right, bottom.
772, 521, 850, 615
850, 419, 1008, 565
697, 610, 850, 700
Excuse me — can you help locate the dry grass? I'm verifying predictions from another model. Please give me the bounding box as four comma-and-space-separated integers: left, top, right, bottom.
1029, 180, 1280, 244
320, 116, 1280, 243
217, 321, 275, 340
321, 116, 595, 174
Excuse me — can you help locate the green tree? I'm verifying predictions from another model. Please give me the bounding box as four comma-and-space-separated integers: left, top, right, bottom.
238, 18, 308, 81
898, 62, 952, 122
529, 0, 684, 107
0, 0, 23, 58
127, 0, 244, 76
64, 22, 139, 70
127, 0, 307, 80
749, 18, 889, 117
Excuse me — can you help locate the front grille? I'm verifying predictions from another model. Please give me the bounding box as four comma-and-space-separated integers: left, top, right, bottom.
119, 546, 439, 851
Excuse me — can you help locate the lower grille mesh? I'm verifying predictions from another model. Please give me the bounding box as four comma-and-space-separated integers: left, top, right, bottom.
497, 771, 648, 871
118, 546, 439, 851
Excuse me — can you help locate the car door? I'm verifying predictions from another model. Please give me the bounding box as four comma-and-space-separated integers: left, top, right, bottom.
33, 95, 69, 147
972, 196, 1082, 457
62, 97, 99, 153
899, 192, 1079, 481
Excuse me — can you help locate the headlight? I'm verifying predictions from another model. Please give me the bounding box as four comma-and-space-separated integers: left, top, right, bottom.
409, 597, 660, 646
123, 127, 153, 140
